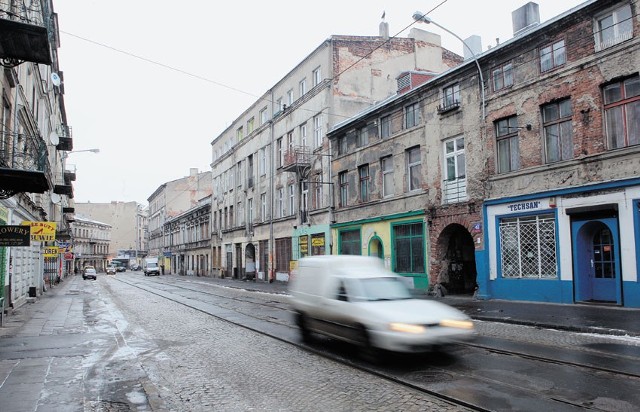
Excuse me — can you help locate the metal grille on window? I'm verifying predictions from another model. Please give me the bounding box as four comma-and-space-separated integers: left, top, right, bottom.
499, 214, 557, 278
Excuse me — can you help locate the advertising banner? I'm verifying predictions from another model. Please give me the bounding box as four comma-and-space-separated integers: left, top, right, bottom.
22, 221, 57, 241
0, 225, 31, 246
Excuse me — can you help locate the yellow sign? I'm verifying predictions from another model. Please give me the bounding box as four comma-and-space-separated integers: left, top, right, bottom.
22, 221, 57, 241
43, 246, 59, 257
311, 236, 325, 247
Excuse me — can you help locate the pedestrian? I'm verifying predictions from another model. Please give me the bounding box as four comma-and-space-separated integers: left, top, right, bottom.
161, 264, 165, 275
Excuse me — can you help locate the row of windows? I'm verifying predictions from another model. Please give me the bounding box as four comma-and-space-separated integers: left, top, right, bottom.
497, 75, 640, 173
219, 66, 324, 163
492, 3, 632, 92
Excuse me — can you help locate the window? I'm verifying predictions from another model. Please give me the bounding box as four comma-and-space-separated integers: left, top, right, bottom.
381, 156, 394, 197
444, 136, 467, 203
496, 116, 520, 173
300, 123, 308, 147
236, 161, 242, 189
356, 127, 368, 148
499, 214, 557, 278
441, 84, 460, 111
339, 229, 361, 255
339, 171, 348, 207
260, 107, 269, 125
247, 117, 254, 134
301, 182, 308, 223
237, 202, 243, 226
393, 222, 424, 273
313, 175, 322, 209
288, 184, 295, 216
277, 137, 283, 168
603, 76, 640, 149
313, 115, 322, 148
338, 135, 347, 155
287, 131, 294, 153
236, 126, 243, 141
492, 62, 513, 91
278, 188, 285, 218
406, 146, 422, 191
276, 97, 283, 112
311, 233, 325, 255
312, 67, 322, 86
380, 115, 391, 138
247, 198, 253, 227
299, 78, 307, 96
358, 164, 369, 203
540, 40, 565, 72
247, 154, 254, 188
543, 99, 573, 162
405, 102, 420, 128
259, 147, 266, 176
287, 89, 294, 105
595, 4, 633, 52
260, 193, 267, 222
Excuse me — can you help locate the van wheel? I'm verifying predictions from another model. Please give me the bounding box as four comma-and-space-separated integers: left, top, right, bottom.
357, 325, 379, 363
296, 312, 313, 343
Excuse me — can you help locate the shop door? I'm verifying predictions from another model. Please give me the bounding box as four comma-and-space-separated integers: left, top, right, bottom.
572, 218, 620, 303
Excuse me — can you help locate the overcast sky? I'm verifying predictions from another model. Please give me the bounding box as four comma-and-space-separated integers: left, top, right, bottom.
54, 0, 585, 205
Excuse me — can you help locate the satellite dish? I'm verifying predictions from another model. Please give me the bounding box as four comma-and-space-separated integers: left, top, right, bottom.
49, 131, 59, 145
51, 72, 61, 86
51, 193, 61, 204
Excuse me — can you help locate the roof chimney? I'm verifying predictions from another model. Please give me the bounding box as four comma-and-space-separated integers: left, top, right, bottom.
512, 2, 540, 36
379, 21, 389, 40
463, 35, 482, 60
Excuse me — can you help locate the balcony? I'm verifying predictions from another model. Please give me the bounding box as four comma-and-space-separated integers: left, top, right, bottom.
55, 125, 73, 151
443, 177, 468, 204
54, 183, 73, 198
0, 1, 53, 66
437, 100, 460, 115
282, 146, 311, 174
0, 138, 51, 197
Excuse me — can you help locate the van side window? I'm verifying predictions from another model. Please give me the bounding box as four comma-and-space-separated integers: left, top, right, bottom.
336, 282, 349, 302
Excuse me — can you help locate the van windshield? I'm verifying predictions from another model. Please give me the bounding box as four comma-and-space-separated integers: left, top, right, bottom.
352, 277, 412, 301
147, 263, 158, 268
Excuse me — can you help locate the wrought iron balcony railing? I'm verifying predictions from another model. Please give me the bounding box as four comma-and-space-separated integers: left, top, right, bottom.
0, 135, 51, 198
0, 0, 53, 66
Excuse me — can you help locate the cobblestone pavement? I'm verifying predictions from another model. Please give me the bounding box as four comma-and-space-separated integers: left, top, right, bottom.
103, 277, 472, 411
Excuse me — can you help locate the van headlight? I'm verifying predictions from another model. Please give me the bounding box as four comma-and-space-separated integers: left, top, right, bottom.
389, 323, 426, 334
439, 319, 474, 329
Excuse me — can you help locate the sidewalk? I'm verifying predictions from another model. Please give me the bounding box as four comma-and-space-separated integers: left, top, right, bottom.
184, 275, 640, 338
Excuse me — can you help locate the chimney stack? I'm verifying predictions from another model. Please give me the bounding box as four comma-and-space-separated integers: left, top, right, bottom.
512, 2, 540, 36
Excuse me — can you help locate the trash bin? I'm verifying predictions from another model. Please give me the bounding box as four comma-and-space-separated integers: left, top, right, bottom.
29, 287, 37, 298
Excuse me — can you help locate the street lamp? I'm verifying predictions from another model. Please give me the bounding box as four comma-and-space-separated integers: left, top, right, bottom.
69, 148, 100, 154
413, 11, 485, 119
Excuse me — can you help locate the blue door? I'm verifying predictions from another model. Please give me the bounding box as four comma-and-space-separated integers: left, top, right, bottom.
572, 218, 621, 303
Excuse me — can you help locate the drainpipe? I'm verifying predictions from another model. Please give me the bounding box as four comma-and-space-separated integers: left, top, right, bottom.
268, 89, 275, 282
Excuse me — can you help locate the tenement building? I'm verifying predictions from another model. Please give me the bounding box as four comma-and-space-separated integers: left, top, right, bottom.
328, 0, 640, 307
211, 22, 462, 281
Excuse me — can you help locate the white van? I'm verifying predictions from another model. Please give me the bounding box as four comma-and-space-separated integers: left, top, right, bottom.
288, 255, 475, 358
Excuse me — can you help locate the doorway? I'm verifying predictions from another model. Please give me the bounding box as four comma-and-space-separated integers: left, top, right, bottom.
572, 217, 621, 304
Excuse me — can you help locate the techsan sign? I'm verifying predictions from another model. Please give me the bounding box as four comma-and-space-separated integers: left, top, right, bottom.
21, 221, 57, 241
0, 225, 31, 246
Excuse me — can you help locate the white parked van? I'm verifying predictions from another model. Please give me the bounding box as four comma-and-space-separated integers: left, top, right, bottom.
288, 255, 475, 358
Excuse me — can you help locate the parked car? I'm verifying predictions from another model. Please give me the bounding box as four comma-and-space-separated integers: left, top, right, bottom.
106, 266, 116, 275
83, 267, 97, 280
116, 266, 126, 272
288, 256, 475, 360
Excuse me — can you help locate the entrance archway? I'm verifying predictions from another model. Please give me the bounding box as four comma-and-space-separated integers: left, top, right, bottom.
368, 236, 384, 259
436, 224, 477, 294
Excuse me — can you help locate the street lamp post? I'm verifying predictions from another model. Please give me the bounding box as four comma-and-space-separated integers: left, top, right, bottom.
413, 12, 486, 119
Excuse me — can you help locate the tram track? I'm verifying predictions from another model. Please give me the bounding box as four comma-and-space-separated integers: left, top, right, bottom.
113, 275, 640, 411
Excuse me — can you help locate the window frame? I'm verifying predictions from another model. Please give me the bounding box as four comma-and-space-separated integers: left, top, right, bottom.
358, 164, 370, 203
441, 83, 460, 111
380, 114, 391, 138
339, 170, 348, 207
542, 99, 574, 163
406, 146, 422, 191
405, 102, 421, 129
539, 39, 566, 73
603, 76, 640, 149
495, 116, 520, 174
594, 3, 633, 52
492, 62, 513, 92
381, 156, 394, 198
312, 67, 322, 87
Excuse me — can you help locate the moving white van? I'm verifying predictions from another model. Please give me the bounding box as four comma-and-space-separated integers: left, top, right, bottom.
288, 255, 475, 358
